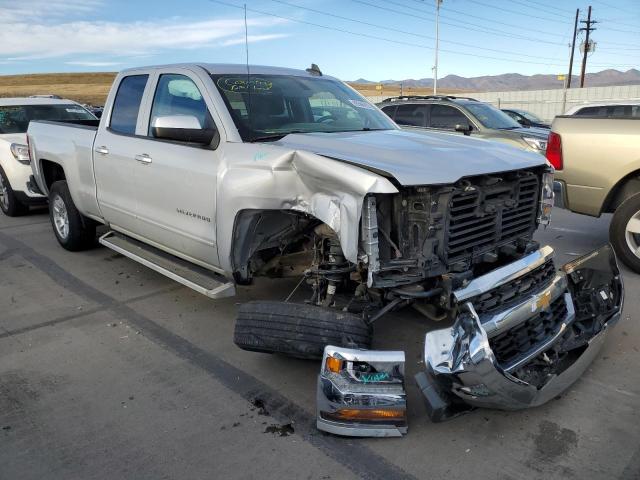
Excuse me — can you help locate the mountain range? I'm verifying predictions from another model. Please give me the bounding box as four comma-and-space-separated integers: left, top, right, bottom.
351, 68, 640, 91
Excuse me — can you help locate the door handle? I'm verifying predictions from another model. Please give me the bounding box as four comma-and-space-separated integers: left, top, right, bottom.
95, 146, 109, 155
134, 154, 152, 165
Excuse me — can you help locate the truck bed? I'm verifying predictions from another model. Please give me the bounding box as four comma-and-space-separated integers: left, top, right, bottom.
28, 119, 101, 219
551, 116, 640, 216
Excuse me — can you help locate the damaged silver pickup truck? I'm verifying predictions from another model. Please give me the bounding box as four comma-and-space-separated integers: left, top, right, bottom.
27, 63, 623, 437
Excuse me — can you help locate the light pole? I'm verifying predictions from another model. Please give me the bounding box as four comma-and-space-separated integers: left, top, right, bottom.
433, 0, 443, 95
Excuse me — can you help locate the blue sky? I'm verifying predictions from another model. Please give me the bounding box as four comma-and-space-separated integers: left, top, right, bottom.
0, 0, 638, 80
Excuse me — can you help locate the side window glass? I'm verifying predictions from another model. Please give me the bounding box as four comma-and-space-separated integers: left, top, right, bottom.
575, 106, 599, 116
394, 104, 427, 126
110, 75, 148, 135
429, 105, 469, 130
148, 74, 214, 137
380, 105, 396, 119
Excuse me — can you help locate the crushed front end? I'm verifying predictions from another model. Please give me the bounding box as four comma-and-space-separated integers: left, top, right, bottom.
415, 244, 623, 421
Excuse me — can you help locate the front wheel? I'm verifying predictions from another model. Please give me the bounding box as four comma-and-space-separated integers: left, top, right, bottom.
234, 301, 372, 360
610, 192, 640, 273
49, 180, 96, 251
0, 167, 29, 217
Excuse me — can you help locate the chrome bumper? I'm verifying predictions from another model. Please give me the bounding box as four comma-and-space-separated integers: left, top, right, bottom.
316, 244, 623, 435
416, 244, 623, 421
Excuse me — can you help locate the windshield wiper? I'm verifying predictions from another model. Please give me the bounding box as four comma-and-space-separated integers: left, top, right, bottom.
249, 130, 306, 142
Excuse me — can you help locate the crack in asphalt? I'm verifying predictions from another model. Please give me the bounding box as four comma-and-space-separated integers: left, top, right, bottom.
0, 230, 418, 480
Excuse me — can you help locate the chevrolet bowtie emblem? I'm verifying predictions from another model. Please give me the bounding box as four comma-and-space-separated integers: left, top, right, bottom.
533, 291, 552, 312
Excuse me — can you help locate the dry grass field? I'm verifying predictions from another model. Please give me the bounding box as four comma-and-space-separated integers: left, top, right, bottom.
0, 72, 116, 105
349, 83, 471, 97
0, 73, 472, 106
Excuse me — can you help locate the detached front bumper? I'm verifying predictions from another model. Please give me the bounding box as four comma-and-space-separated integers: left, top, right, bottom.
416, 244, 623, 421
317, 244, 623, 435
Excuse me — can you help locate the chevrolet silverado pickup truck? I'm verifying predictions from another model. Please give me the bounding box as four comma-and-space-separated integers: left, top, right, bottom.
549, 116, 640, 272
28, 64, 623, 437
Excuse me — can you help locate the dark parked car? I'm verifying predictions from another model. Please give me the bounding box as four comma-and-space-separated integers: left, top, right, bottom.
502, 108, 550, 129
378, 96, 549, 154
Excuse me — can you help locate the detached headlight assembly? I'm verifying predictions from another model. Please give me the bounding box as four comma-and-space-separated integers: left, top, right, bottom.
538, 170, 554, 225
10, 143, 30, 165
522, 136, 548, 152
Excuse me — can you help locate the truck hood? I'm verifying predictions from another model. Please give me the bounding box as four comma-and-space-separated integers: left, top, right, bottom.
275, 129, 546, 186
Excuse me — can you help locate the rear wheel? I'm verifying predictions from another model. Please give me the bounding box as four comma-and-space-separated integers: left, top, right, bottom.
234, 301, 372, 360
0, 167, 29, 217
49, 180, 96, 251
610, 192, 640, 273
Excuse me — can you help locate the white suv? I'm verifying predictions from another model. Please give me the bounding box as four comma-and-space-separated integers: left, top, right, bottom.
0, 98, 96, 216
564, 100, 640, 117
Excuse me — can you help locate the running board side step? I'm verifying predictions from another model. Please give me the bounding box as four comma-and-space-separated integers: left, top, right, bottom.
99, 231, 235, 299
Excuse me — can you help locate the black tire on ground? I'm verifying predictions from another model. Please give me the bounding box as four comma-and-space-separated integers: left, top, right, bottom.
234, 301, 372, 360
610, 192, 640, 273
49, 180, 96, 251
0, 166, 29, 217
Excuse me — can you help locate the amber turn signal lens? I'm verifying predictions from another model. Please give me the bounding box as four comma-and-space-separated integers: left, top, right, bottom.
332, 408, 406, 421
325, 356, 343, 373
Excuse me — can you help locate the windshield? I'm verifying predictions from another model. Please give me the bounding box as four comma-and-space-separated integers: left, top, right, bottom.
0, 104, 95, 134
465, 103, 521, 130
211, 74, 397, 141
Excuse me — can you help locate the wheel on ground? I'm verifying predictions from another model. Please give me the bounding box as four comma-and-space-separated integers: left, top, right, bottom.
610, 192, 640, 273
0, 167, 29, 217
234, 301, 372, 360
49, 180, 96, 251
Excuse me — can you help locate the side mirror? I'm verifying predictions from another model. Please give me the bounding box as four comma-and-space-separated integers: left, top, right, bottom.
151, 115, 216, 145
455, 124, 472, 135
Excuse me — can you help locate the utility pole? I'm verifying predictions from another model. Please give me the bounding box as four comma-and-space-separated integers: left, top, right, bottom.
579, 6, 597, 88
567, 8, 579, 88
433, 0, 443, 95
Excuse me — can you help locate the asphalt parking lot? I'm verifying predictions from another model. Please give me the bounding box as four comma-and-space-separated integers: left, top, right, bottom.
1, 206, 638, 480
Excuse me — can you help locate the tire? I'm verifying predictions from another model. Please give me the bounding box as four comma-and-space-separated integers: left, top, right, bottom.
234, 301, 372, 360
49, 180, 96, 251
610, 192, 640, 273
0, 167, 29, 217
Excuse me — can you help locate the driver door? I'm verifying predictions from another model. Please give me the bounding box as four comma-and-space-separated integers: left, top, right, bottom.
132, 69, 223, 268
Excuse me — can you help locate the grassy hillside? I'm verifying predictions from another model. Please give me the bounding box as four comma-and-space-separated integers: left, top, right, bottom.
0, 72, 470, 106
0, 72, 116, 105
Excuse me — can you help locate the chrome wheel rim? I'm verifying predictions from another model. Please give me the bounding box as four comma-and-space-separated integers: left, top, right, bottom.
0, 174, 8, 211
624, 210, 640, 260
52, 195, 69, 239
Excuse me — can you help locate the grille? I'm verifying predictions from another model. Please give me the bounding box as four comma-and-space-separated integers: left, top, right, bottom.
446, 174, 539, 263
489, 294, 567, 367
471, 259, 556, 317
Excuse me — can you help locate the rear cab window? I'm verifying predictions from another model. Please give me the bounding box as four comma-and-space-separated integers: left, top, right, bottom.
109, 74, 149, 135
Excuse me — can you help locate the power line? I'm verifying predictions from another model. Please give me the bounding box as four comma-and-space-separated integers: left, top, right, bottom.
508, 0, 569, 19
591, 0, 640, 18
519, 0, 576, 15
208, 0, 639, 69
393, 0, 569, 39
352, 0, 566, 46
266, 0, 570, 62
466, 0, 571, 24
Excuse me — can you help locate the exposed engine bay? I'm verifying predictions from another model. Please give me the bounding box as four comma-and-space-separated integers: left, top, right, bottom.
237, 166, 549, 322
230, 165, 623, 436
